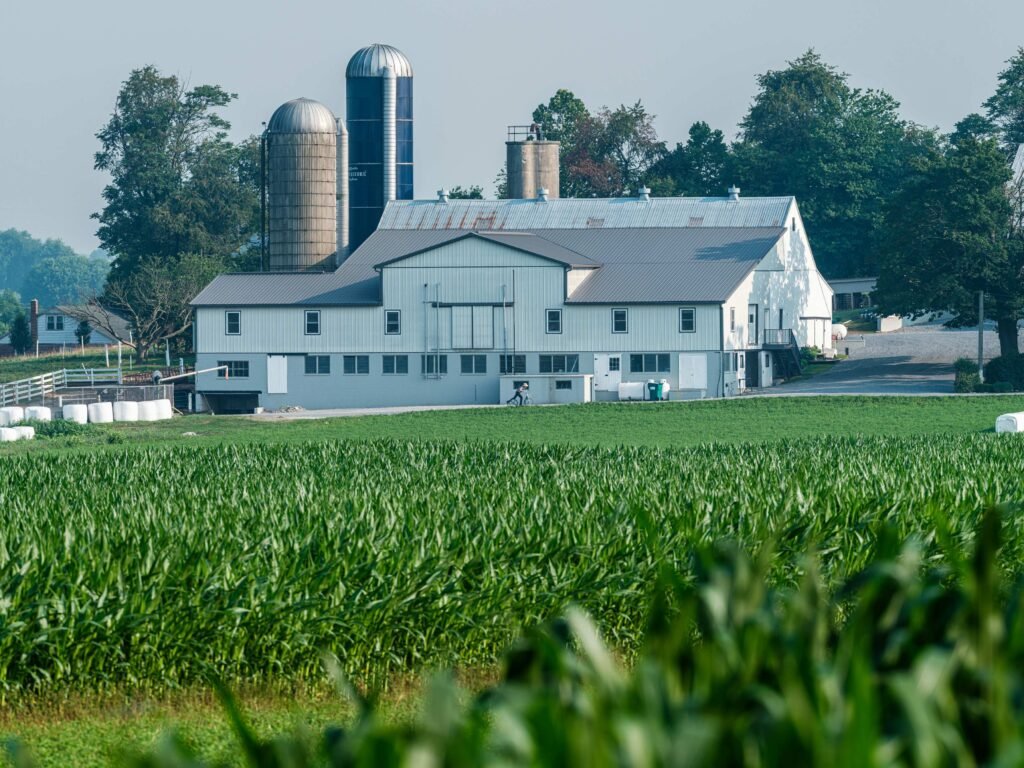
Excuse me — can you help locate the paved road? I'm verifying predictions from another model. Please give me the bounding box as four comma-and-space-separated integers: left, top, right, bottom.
776, 326, 1023, 395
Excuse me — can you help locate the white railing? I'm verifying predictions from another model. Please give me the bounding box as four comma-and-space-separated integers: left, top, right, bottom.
0, 368, 122, 407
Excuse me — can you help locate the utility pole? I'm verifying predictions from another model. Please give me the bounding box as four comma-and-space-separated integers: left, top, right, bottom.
978, 290, 985, 383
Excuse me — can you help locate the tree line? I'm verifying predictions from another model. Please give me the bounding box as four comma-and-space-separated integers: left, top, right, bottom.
16, 49, 1021, 359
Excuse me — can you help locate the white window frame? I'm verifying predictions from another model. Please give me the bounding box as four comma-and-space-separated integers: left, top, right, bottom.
612, 308, 628, 334
679, 307, 696, 333
217, 360, 249, 378
385, 310, 401, 335
304, 310, 321, 336
225, 310, 241, 336
421, 354, 448, 376
343, 355, 370, 375
460, 354, 487, 375
304, 354, 330, 375
546, 308, 562, 334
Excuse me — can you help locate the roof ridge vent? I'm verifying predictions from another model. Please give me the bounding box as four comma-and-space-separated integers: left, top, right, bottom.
727, 185, 741, 201
537, 187, 549, 202
637, 186, 651, 202
437, 188, 449, 202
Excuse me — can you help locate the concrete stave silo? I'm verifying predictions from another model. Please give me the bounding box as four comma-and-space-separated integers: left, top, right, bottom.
265, 98, 338, 271
346, 44, 413, 252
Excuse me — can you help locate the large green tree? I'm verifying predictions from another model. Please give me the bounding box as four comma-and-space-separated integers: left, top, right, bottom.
734, 50, 934, 277
93, 65, 259, 283
875, 134, 1021, 356
0, 230, 78, 295
649, 121, 733, 197
0, 289, 21, 338
20, 254, 108, 307
984, 47, 1024, 151
528, 91, 665, 198
8, 312, 32, 354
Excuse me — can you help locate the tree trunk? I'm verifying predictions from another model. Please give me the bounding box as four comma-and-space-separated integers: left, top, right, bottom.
997, 315, 1020, 357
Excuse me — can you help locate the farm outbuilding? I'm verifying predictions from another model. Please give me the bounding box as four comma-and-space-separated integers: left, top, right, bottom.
191, 191, 833, 412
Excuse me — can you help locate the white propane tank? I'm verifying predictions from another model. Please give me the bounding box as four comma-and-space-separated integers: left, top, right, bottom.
0, 406, 25, 426
87, 402, 114, 424
62, 404, 88, 424
24, 406, 52, 422
0, 427, 18, 442
659, 378, 672, 400
154, 399, 173, 420
995, 412, 1024, 433
13, 426, 34, 440
138, 401, 159, 422
833, 324, 849, 340
113, 401, 140, 422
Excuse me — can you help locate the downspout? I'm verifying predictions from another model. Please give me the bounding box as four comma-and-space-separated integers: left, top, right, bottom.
719, 305, 725, 398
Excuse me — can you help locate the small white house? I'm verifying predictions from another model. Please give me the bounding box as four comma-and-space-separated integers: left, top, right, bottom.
0, 301, 128, 352
191, 193, 833, 413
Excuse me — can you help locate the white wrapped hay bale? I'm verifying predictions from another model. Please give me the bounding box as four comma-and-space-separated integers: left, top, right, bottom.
0, 427, 18, 442
0, 407, 24, 426
138, 401, 159, 422
113, 401, 140, 422
13, 426, 34, 440
24, 406, 51, 422
62, 404, 88, 424
154, 399, 174, 420
87, 402, 114, 424
995, 412, 1024, 433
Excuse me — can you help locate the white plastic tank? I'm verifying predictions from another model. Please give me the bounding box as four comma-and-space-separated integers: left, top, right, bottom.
13, 426, 34, 440
62, 404, 88, 424
659, 378, 672, 400
87, 402, 114, 424
617, 381, 646, 401
154, 399, 174, 420
996, 412, 1024, 433
833, 324, 849, 340
138, 401, 159, 422
0, 407, 25, 426
113, 401, 140, 422
0, 428, 18, 442
24, 406, 52, 422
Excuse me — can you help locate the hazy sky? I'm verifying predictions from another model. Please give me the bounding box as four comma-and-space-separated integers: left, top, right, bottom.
2, 0, 1022, 253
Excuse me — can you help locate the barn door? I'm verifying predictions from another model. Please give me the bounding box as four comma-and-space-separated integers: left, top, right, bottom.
267, 355, 288, 394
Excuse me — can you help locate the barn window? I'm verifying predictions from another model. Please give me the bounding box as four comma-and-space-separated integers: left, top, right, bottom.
46, 315, 65, 332
546, 309, 562, 334
629, 354, 670, 373
225, 311, 241, 335
460, 354, 487, 374
500, 354, 526, 374
385, 310, 401, 335
421, 354, 448, 375
539, 354, 579, 373
304, 355, 330, 375
555, 380, 573, 390
217, 360, 249, 378
383, 355, 408, 374
304, 310, 320, 336
679, 307, 696, 333
612, 308, 628, 334
343, 355, 369, 375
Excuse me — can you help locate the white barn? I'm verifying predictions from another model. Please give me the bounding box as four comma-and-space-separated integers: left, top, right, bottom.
191, 193, 833, 413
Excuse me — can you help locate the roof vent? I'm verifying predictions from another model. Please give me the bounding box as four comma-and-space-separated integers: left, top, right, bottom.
637, 186, 651, 202
727, 185, 741, 201
537, 187, 549, 202
437, 188, 449, 203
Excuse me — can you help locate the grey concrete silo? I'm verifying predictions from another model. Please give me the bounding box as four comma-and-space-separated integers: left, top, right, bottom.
265, 98, 338, 271
506, 124, 560, 200
346, 44, 413, 252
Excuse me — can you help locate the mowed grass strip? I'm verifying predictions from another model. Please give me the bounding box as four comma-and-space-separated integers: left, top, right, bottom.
0, 433, 1022, 696
4, 395, 1024, 455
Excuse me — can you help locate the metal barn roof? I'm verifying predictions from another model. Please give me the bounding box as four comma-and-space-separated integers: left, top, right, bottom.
377, 196, 795, 231
266, 98, 337, 134
345, 44, 414, 78
191, 227, 783, 306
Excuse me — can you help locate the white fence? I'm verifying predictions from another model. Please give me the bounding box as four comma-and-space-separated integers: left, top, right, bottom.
0, 368, 122, 407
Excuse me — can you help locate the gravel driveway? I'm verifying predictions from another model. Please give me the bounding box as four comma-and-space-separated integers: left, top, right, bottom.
777, 326, 1024, 395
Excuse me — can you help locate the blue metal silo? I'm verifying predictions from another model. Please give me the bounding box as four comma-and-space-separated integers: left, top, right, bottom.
345, 44, 413, 251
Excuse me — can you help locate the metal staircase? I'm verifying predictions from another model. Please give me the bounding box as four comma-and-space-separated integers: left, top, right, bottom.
763, 329, 802, 379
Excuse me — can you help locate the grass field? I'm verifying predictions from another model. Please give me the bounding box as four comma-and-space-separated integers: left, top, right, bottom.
0, 351, 183, 384
2, 396, 1024, 766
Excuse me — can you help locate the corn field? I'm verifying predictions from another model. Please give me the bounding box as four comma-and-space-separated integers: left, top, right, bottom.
0, 435, 1022, 695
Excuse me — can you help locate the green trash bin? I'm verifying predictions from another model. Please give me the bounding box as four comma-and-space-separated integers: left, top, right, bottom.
647, 381, 661, 401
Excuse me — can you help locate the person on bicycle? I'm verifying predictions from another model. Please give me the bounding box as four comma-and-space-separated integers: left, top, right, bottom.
507, 381, 529, 406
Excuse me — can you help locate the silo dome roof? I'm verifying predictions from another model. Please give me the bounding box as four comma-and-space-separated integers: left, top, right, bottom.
267, 98, 337, 134
346, 44, 413, 78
